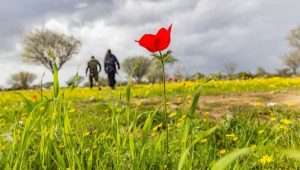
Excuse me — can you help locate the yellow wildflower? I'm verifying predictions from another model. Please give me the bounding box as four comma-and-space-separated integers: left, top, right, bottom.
280, 118, 292, 125
203, 112, 209, 116
226, 133, 239, 142
259, 155, 273, 165
254, 102, 264, 107
278, 124, 288, 131
219, 149, 226, 155
270, 116, 276, 121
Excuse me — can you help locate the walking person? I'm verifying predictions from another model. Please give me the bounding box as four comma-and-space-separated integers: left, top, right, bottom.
86, 56, 101, 88
104, 49, 120, 89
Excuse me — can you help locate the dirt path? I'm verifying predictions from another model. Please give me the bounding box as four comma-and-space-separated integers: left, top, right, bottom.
132, 90, 300, 119
197, 91, 300, 118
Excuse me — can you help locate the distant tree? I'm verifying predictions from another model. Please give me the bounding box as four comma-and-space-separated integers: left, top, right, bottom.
256, 67, 268, 77
146, 51, 177, 83
146, 60, 163, 83
288, 26, 300, 50
281, 26, 300, 75
42, 82, 53, 88
283, 51, 300, 75
208, 72, 225, 80
9, 71, 37, 89
173, 63, 185, 81
122, 56, 152, 83
223, 62, 237, 76
276, 68, 292, 77
22, 29, 81, 73
66, 73, 84, 88
236, 72, 254, 80
189, 72, 206, 80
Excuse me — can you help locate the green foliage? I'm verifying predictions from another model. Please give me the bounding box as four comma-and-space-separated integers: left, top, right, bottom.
147, 51, 177, 83
256, 67, 269, 77
189, 72, 206, 80
284, 150, 300, 161
208, 72, 225, 80
152, 50, 177, 64
146, 60, 164, 83
211, 147, 253, 170
2, 78, 300, 169
236, 72, 255, 80
66, 73, 84, 89
122, 56, 152, 83
9, 71, 37, 89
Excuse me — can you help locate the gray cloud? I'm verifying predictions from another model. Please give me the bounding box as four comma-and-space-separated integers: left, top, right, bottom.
1, 0, 300, 86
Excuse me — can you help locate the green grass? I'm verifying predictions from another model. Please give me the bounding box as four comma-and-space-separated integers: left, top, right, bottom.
1, 77, 300, 169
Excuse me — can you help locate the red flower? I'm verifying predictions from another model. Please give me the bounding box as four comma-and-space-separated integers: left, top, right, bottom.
32, 95, 37, 102
136, 24, 172, 53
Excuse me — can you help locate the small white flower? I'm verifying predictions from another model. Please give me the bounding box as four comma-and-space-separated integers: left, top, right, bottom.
2, 132, 13, 142
267, 102, 277, 107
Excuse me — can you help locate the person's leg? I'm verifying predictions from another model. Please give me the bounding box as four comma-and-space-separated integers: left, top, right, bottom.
108, 73, 114, 89
89, 75, 93, 88
112, 73, 116, 89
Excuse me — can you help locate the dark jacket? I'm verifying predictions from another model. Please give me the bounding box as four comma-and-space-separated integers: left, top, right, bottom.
104, 54, 120, 74
86, 59, 101, 76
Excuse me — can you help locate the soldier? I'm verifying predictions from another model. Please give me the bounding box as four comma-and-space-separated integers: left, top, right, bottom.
86, 56, 101, 88
104, 49, 120, 89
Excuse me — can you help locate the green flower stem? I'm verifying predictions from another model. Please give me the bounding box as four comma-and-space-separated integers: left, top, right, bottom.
159, 51, 169, 162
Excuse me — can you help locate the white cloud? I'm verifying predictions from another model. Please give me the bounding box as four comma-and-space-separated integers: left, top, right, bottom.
75, 2, 89, 9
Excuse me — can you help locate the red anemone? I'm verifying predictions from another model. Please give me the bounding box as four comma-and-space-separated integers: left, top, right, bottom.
136, 24, 172, 53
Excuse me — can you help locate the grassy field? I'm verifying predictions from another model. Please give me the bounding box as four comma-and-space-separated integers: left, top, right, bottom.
2, 77, 300, 169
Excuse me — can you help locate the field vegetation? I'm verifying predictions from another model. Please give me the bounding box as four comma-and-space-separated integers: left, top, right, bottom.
1, 77, 300, 169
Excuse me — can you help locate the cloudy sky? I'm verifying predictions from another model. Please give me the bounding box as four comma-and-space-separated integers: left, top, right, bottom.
0, 0, 300, 87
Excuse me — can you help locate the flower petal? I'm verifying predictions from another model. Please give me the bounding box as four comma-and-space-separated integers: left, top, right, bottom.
155, 25, 172, 51
136, 34, 158, 53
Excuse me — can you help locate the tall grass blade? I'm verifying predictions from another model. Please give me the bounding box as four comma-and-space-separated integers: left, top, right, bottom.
178, 126, 218, 170
189, 86, 202, 117
211, 147, 252, 170
283, 150, 300, 161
